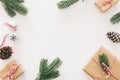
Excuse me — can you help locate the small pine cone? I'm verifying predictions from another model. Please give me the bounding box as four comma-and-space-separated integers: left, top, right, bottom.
106, 31, 120, 43
0, 46, 13, 60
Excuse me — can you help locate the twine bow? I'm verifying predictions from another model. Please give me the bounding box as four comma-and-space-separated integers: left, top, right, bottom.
92, 57, 120, 80
99, 0, 112, 7
3, 64, 20, 80
102, 63, 114, 78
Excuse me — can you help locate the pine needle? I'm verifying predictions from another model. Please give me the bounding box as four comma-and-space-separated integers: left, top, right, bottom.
99, 54, 109, 72
57, 0, 79, 9
35, 58, 62, 80
110, 12, 120, 24
0, 0, 28, 17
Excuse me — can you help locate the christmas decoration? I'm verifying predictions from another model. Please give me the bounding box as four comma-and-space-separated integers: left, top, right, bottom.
4, 22, 17, 31
99, 54, 110, 73
0, 34, 9, 48
95, 0, 118, 12
57, 0, 79, 9
35, 57, 62, 80
110, 12, 120, 24
83, 46, 120, 80
0, 46, 13, 60
0, 22, 19, 60
9, 33, 17, 41
0, 0, 28, 17
0, 33, 14, 60
0, 60, 24, 80
106, 31, 120, 43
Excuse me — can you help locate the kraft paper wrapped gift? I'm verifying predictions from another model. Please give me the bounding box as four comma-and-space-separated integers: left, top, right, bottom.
95, 0, 118, 12
83, 47, 120, 80
0, 60, 24, 80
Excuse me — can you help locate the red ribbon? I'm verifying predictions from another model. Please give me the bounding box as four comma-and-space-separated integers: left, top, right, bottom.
0, 34, 9, 48
0, 22, 17, 48
102, 63, 114, 76
104, 0, 112, 5
3, 64, 20, 80
4, 23, 17, 31
100, 0, 112, 7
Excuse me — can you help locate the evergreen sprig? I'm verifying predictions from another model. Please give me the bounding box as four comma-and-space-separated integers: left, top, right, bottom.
0, 0, 28, 17
57, 0, 79, 9
35, 57, 62, 80
110, 12, 120, 24
99, 54, 109, 72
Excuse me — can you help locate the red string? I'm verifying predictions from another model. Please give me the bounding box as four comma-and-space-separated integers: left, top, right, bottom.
104, 0, 112, 5
102, 63, 114, 76
0, 34, 9, 48
100, 0, 112, 7
92, 57, 120, 80
3, 64, 20, 80
4, 23, 17, 31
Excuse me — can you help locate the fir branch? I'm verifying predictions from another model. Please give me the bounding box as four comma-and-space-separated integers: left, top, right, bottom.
35, 58, 62, 80
0, 0, 28, 17
57, 0, 79, 9
110, 12, 120, 24
99, 54, 109, 72
3, 3, 16, 17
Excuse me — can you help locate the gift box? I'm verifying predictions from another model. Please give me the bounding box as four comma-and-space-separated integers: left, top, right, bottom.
83, 46, 120, 80
0, 60, 24, 80
95, 0, 119, 12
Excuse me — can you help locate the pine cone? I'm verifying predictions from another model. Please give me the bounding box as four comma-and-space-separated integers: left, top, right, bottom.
106, 31, 120, 43
0, 46, 13, 60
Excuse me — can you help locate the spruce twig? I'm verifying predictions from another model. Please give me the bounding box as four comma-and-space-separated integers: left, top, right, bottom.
35, 57, 62, 80
0, 0, 28, 17
99, 54, 109, 72
110, 12, 120, 24
57, 0, 79, 9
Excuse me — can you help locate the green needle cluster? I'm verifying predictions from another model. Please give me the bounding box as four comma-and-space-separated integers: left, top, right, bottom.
99, 54, 109, 73
35, 57, 62, 80
0, 0, 28, 17
57, 0, 79, 9
110, 12, 120, 24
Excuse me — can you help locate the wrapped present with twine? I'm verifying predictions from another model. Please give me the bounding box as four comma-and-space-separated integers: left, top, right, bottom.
83, 47, 120, 80
0, 60, 24, 80
95, 0, 118, 12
